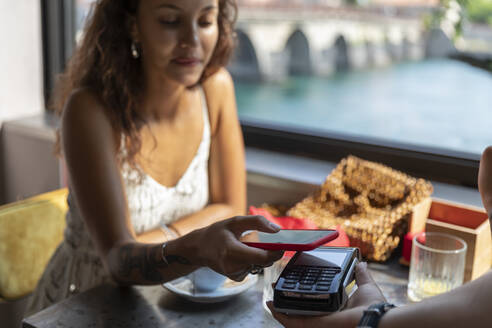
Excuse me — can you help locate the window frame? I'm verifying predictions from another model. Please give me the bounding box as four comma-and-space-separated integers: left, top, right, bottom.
41, 0, 481, 188
241, 119, 480, 188
40, 0, 75, 108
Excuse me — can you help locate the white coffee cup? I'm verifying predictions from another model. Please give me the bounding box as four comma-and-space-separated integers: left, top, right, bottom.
192, 267, 227, 293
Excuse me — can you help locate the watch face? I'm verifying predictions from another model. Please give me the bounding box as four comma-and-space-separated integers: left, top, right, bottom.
357, 303, 396, 328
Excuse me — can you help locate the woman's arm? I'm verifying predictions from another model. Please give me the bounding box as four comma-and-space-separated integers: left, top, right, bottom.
379, 269, 492, 328
107, 215, 283, 285
62, 89, 192, 284
269, 263, 492, 328
166, 68, 247, 236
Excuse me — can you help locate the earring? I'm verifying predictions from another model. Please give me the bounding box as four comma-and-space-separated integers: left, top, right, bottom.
131, 42, 139, 59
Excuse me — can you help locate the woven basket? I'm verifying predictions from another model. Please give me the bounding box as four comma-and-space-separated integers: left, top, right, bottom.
287, 156, 433, 261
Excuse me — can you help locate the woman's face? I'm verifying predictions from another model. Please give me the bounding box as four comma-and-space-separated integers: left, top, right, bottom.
134, 0, 220, 87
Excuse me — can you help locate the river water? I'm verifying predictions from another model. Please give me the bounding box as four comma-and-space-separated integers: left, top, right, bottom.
235, 59, 492, 156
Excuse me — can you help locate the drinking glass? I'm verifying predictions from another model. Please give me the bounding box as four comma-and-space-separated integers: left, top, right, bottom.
262, 254, 291, 314
407, 232, 467, 302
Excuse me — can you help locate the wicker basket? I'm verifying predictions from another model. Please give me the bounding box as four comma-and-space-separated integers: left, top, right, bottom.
287, 156, 433, 261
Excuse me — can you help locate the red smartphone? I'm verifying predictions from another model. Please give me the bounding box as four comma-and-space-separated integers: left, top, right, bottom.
241, 229, 339, 251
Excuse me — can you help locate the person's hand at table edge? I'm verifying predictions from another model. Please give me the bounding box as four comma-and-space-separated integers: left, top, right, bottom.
267, 262, 386, 328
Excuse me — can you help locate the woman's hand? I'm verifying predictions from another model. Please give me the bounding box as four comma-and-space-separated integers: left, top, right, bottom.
267, 262, 387, 328
169, 215, 284, 281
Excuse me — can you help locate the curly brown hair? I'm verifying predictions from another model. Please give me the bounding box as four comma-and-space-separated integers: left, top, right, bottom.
54, 0, 237, 170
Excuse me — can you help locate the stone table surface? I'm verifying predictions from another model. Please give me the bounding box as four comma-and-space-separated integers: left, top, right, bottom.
23, 258, 409, 328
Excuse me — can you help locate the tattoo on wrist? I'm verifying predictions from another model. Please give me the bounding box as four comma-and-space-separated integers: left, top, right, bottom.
117, 244, 169, 283
162, 242, 191, 265
116, 243, 192, 284
165, 254, 191, 265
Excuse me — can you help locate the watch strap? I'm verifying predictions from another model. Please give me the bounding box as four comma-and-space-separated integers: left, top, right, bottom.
357, 302, 396, 328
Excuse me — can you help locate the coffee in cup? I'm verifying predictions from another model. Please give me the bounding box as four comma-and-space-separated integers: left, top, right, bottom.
192, 267, 227, 293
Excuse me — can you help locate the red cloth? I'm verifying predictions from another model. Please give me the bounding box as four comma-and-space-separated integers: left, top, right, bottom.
402, 231, 423, 263
248, 206, 350, 248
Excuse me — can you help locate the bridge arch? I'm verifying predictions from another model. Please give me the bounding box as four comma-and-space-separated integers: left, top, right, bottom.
364, 40, 376, 66
401, 36, 412, 60
333, 35, 350, 72
385, 36, 400, 61
284, 29, 312, 75
229, 29, 261, 80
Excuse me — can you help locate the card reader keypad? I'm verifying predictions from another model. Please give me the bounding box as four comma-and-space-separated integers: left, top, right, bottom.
281, 266, 340, 291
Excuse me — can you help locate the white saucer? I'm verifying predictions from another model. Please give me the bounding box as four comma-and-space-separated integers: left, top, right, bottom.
163, 274, 258, 303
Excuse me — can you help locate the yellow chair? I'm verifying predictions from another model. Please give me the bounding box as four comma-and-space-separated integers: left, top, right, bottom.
0, 188, 68, 327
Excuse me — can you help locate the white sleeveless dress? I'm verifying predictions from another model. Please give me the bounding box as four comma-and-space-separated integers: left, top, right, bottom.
26, 88, 211, 315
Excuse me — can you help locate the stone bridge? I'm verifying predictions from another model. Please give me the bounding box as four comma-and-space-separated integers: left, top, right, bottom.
228, 7, 427, 81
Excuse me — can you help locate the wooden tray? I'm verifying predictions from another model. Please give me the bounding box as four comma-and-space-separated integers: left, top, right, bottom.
425, 198, 492, 282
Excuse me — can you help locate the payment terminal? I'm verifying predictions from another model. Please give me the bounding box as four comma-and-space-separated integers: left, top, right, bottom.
273, 247, 360, 315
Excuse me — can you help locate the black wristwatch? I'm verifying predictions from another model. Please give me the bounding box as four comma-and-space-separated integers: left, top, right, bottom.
357, 302, 396, 328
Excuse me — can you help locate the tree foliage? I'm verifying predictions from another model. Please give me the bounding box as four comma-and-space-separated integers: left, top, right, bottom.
441, 0, 492, 26
466, 0, 492, 26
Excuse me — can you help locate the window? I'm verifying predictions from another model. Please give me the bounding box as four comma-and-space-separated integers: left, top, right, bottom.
63, 0, 492, 187
74, 0, 93, 43
41, 0, 75, 104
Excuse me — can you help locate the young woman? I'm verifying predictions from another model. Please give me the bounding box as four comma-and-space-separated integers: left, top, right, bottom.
26, 0, 283, 314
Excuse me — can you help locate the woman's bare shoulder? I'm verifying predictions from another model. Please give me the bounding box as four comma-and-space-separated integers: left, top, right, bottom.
63, 88, 109, 122
202, 67, 234, 99
62, 88, 120, 151
202, 68, 236, 130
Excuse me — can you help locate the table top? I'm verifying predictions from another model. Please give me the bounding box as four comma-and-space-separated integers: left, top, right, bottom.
23, 259, 409, 328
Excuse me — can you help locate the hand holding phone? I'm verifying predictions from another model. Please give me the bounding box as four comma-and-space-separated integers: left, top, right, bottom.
241, 229, 339, 251
272, 247, 360, 315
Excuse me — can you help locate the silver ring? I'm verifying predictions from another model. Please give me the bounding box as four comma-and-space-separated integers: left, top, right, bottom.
249, 265, 263, 275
